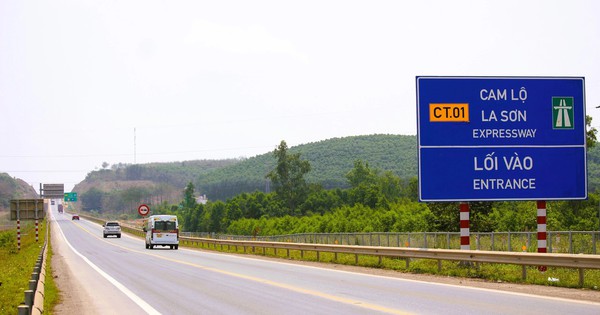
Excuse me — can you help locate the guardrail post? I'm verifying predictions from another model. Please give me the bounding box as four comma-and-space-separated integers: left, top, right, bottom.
537, 201, 548, 272
17, 219, 21, 251
24, 289, 34, 308
460, 202, 470, 250
17, 305, 30, 315
579, 268, 584, 287
29, 279, 38, 291
569, 231, 573, 254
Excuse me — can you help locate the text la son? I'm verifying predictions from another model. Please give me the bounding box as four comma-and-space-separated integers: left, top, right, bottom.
481, 109, 526, 122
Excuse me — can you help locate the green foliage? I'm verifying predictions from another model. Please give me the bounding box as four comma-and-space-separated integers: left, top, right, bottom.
195, 134, 418, 200
0, 221, 45, 313
81, 187, 104, 212
168, 160, 600, 236
227, 202, 434, 235
489, 202, 537, 232
73, 133, 600, 234
183, 182, 197, 209
586, 115, 597, 149
266, 140, 311, 215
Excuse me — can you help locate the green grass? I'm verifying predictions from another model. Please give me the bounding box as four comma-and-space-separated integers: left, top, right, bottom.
0, 219, 58, 314
43, 238, 59, 314
179, 239, 600, 290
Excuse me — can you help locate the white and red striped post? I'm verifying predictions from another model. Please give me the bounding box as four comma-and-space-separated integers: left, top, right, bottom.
17, 220, 21, 251
35, 199, 39, 242
537, 200, 547, 271
460, 202, 470, 250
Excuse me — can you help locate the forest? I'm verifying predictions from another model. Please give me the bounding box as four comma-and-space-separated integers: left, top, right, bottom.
134, 141, 600, 236
75, 132, 600, 236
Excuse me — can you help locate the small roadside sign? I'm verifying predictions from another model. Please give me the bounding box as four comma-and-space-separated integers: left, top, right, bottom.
138, 204, 150, 216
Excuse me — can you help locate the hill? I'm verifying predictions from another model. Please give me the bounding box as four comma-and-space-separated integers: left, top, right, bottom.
0, 173, 39, 211
72, 134, 416, 211
196, 134, 417, 200
71, 133, 600, 213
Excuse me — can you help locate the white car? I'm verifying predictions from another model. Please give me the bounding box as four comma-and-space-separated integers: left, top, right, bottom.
103, 221, 122, 238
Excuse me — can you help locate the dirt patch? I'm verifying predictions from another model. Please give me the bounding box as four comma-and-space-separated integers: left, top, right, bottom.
50, 228, 99, 315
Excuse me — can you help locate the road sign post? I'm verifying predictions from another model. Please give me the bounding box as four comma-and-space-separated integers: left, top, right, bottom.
417, 76, 586, 202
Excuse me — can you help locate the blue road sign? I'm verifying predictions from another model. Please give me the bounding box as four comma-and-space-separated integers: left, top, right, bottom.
416, 77, 586, 202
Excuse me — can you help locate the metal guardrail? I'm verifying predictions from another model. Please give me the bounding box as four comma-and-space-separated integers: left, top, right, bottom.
77, 213, 600, 287
17, 220, 48, 315
183, 231, 600, 255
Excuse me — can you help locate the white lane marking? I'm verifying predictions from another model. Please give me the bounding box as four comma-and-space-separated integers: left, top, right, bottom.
54, 217, 161, 315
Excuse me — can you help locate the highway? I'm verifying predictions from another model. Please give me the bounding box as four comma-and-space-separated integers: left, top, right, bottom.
49, 208, 600, 315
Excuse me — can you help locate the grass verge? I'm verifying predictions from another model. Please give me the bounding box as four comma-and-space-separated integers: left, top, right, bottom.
0, 219, 59, 314
44, 225, 59, 314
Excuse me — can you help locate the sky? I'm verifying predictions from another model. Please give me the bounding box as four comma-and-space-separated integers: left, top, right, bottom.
1, 0, 599, 193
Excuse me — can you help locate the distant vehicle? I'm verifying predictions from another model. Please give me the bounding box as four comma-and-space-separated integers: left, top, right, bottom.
58, 204, 64, 213
144, 215, 179, 249
103, 221, 121, 238
51, 200, 55, 205
72, 215, 80, 220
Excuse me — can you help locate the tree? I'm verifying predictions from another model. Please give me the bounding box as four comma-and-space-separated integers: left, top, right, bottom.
266, 140, 311, 215
183, 182, 197, 209
346, 160, 377, 188
587, 115, 598, 148
81, 187, 104, 212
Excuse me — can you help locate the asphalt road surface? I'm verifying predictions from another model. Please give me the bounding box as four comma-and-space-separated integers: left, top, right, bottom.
49, 209, 600, 315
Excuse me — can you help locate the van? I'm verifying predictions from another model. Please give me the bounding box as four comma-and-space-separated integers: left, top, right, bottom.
144, 215, 179, 249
